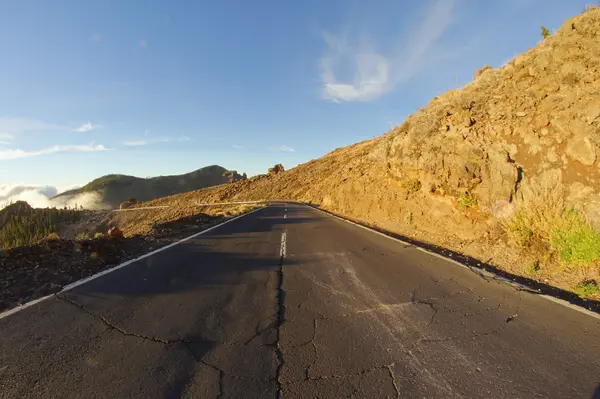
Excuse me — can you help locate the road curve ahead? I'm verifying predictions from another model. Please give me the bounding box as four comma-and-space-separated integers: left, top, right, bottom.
1, 203, 600, 398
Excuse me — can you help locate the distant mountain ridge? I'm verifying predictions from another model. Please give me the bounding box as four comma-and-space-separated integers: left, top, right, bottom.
54, 165, 246, 209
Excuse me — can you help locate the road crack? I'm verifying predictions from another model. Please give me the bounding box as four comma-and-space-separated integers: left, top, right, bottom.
292, 362, 400, 384
56, 293, 180, 345
275, 229, 287, 398
56, 293, 260, 348
244, 316, 276, 345
386, 364, 401, 399
291, 318, 319, 348
414, 291, 523, 346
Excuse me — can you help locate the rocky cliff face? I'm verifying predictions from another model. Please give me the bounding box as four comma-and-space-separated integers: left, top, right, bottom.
381, 9, 600, 230
143, 9, 600, 296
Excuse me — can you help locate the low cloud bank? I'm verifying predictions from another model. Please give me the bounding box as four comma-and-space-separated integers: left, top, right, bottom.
0, 184, 107, 210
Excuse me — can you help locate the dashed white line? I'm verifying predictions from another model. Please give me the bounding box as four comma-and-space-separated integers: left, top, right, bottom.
280, 232, 287, 258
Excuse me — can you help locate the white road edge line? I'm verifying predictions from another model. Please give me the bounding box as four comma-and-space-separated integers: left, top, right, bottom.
307, 204, 600, 321
0, 294, 55, 320
280, 232, 287, 258
114, 205, 171, 212
0, 206, 268, 320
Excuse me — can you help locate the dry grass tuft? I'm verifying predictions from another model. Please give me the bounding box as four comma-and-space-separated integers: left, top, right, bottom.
504, 184, 600, 268
504, 184, 564, 248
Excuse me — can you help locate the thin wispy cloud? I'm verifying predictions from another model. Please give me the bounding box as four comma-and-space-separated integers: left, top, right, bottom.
232, 145, 244, 149
74, 121, 100, 132
0, 117, 101, 136
319, 0, 455, 102
139, 39, 148, 49
0, 144, 109, 160
123, 140, 148, 146
122, 136, 190, 147
156, 136, 190, 143
0, 117, 62, 135
278, 145, 295, 152
0, 141, 10, 146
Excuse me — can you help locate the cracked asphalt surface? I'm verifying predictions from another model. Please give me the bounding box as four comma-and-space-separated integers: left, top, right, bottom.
1, 203, 600, 398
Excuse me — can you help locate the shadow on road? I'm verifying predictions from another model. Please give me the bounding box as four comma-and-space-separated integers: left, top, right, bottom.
65, 205, 304, 300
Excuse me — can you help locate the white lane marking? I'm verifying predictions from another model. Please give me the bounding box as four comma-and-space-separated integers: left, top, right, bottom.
280, 232, 287, 258
0, 294, 54, 320
307, 204, 600, 321
0, 206, 268, 320
115, 205, 170, 212
194, 200, 264, 207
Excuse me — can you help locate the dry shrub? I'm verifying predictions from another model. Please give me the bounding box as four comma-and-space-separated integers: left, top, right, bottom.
402, 179, 422, 194
504, 184, 564, 248
504, 183, 600, 268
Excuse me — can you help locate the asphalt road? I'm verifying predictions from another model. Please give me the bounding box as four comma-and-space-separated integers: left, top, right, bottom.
1, 203, 600, 398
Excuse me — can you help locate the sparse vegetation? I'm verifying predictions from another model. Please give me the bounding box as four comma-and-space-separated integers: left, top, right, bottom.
541, 26, 551, 39
574, 279, 599, 298
504, 184, 563, 248
403, 179, 422, 194
0, 204, 82, 249
504, 185, 600, 267
76, 232, 92, 240
458, 192, 477, 208
549, 210, 600, 266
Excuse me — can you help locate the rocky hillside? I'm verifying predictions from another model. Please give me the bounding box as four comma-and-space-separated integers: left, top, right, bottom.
54, 165, 246, 209
144, 9, 600, 298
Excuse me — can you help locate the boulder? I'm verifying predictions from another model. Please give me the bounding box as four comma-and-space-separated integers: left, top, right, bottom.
222, 170, 245, 182
119, 200, 135, 210
565, 135, 596, 165
268, 164, 285, 174
108, 227, 124, 238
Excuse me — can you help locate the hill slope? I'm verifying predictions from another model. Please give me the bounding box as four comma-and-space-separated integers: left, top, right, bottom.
54, 165, 246, 209
145, 9, 600, 297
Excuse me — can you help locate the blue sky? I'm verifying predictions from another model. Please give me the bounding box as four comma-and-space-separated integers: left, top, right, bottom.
0, 0, 591, 189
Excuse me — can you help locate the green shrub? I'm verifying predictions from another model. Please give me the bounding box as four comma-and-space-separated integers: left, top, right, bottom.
541, 26, 550, 39
508, 224, 534, 248
574, 280, 599, 298
403, 179, 422, 194
94, 232, 104, 239
0, 207, 82, 249
76, 232, 91, 240
458, 192, 477, 208
549, 210, 600, 266
504, 184, 600, 267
